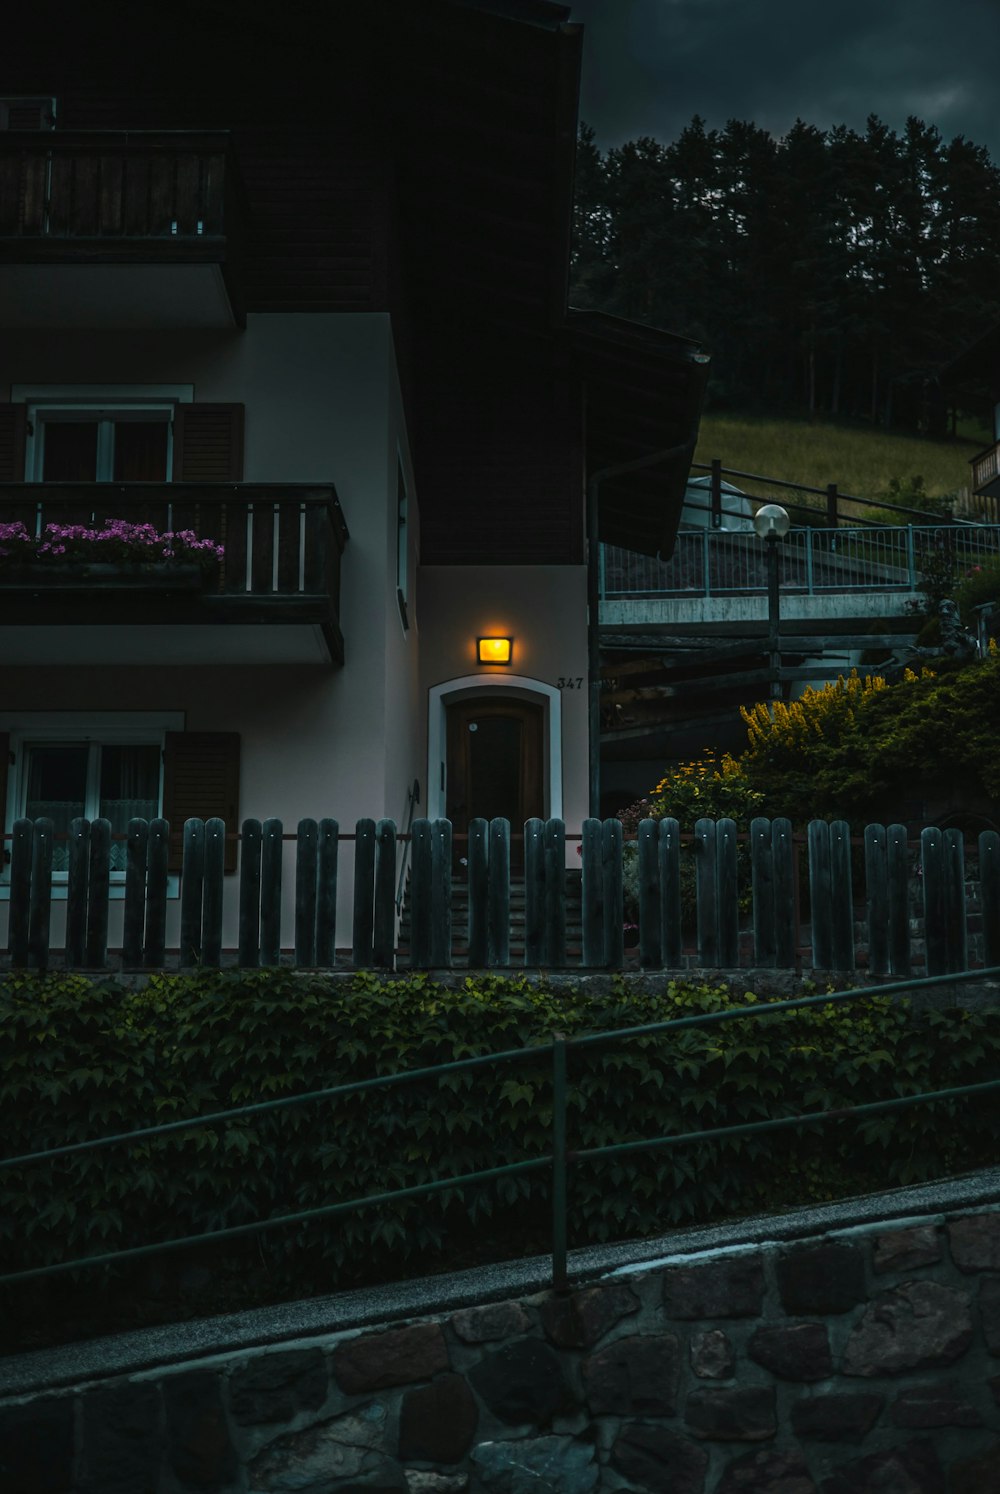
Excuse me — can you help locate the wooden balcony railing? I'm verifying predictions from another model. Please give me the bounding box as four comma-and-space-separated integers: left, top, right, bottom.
971, 439, 1000, 501
0, 484, 348, 663
0, 130, 246, 320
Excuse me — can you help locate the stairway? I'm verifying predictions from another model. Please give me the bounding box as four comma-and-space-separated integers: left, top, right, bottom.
397, 870, 583, 966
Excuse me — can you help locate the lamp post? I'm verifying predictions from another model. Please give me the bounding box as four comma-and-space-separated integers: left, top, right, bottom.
753, 503, 790, 699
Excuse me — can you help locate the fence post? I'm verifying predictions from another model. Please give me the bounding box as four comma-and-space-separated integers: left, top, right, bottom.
180, 818, 206, 965
467, 818, 488, 967
808, 820, 833, 969
922, 827, 946, 976
66, 817, 90, 968
581, 818, 603, 967
751, 817, 775, 967
409, 819, 433, 970
488, 818, 509, 968
830, 820, 855, 971
295, 819, 319, 967
943, 829, 967, 974
202, 818, 226, 969
85, 818, 111, 970
432, 818, 453, 968
544, 818, 566, 969
144, 819, 169, 968
602, 818, 624, 969
659, 818, 682, 968
27, 818, 54, 973
772, 818, 796, 968
353, 819, 376, 969
239, 819, 263, 968
260, 817, 283, 967
373, 819, 397, 970
524, 817, 545, 967
717, 818, 739, 966
316, 818, 339, 967
551, 1033, 569, 1294
123, 819, 148, 969
980, 831, 1000, 968
695, 818, 718, 966
8, 820, 32, 969
638, 818, 661, 968
865, 824, 889, 976
710, 456, 722, 529
887, 824, 911, 976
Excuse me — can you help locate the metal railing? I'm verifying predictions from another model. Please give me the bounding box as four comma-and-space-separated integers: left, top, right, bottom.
600, 524, 1000, 600
1, 964, 998, 1294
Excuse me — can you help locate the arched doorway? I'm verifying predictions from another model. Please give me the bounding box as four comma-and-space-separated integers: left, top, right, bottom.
426, 676, 563, 860
445, 696, 544, 834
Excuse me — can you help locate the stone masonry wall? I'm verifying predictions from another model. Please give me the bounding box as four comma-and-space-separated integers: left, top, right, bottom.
2, 1207, 1000, 1493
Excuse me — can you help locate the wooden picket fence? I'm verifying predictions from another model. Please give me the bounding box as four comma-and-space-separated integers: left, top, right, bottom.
3, 815, 1000, 977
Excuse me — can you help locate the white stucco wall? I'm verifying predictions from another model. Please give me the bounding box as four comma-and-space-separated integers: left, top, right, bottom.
0, 319, 590, 955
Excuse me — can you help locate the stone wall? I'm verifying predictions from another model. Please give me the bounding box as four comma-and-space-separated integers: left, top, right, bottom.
2, 1207, 999, 1493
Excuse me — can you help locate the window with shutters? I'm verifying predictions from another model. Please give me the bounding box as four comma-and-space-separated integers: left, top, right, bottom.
0, 97, 56, 130
6, 387, 245, 486
0, 712, 182, 890
13, 385, 193, 482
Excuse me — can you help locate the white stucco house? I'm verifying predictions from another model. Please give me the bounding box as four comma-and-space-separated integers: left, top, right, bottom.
0, 0, 707, 953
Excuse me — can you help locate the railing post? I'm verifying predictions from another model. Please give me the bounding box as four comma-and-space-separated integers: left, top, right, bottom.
239, 819, 263, 968
373, 818, 397, 970
805, 528, 815, 596
144, 819, 169, 968
316, 818, 339, 968
551, 1033, 569, 1293
905, 525, 916, 590
710, 457, 722, 529
27, 818, 53, 974
295, 818, 319, 967
85, 818, 111, 970
8, 820, 32, 969
123, 818, 148, 970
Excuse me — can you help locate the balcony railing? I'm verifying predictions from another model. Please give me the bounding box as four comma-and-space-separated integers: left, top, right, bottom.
971, 441, 1000, 501
0, 130, 246, 322
0, 484, 348, 662
600, 524, 1000, 600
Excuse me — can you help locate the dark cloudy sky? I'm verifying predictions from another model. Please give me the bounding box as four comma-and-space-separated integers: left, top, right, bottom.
567, 0, 1000, 162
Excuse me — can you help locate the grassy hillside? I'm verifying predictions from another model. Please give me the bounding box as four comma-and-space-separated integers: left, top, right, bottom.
693, 413, 989, 519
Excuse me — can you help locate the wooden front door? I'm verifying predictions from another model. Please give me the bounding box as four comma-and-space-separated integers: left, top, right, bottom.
446, 699, 544, 861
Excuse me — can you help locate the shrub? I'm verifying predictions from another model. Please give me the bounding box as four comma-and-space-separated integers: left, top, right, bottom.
1, 969, 998, 1348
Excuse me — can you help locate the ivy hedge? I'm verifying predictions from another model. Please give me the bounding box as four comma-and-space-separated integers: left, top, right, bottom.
1, 969, 999, 1347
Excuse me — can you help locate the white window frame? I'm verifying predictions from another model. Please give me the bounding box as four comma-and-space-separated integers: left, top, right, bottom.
12, 384, 193, 483
1, 711, 183, 898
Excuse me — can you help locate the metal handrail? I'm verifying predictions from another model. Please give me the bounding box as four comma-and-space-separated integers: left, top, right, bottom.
395, 778, 421, 913
1, 964, 998, 1293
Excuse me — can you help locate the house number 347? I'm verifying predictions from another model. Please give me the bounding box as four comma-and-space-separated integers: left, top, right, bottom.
557, 676, 583, 689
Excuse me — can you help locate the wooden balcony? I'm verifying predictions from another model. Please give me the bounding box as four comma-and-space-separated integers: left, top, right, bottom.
0, 485, 347, 666
971, 440, 1000, 508
0, 131, 246, 327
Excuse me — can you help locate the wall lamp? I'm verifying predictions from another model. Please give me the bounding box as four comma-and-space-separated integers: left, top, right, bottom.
477, 636, 514, 666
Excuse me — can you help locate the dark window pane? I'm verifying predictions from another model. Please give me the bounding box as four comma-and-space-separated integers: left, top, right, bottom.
25, 743, 89, 871
113, 421, 168, 481
42, 422, 98, 481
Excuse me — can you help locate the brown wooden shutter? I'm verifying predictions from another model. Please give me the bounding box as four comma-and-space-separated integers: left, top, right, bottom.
0, 732, 10, 862
0, 404, 27, 480
162, 732, 241, 872
173, 404, 245, 482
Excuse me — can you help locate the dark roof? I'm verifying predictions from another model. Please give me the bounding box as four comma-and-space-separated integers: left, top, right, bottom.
565, 310, 711, 556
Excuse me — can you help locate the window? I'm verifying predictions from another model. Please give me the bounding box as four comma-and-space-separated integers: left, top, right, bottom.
32, 406, 172, 482
2, 713, 182, 882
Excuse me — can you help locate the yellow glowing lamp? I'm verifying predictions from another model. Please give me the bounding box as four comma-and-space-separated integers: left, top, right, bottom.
477, 636, 513, 666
